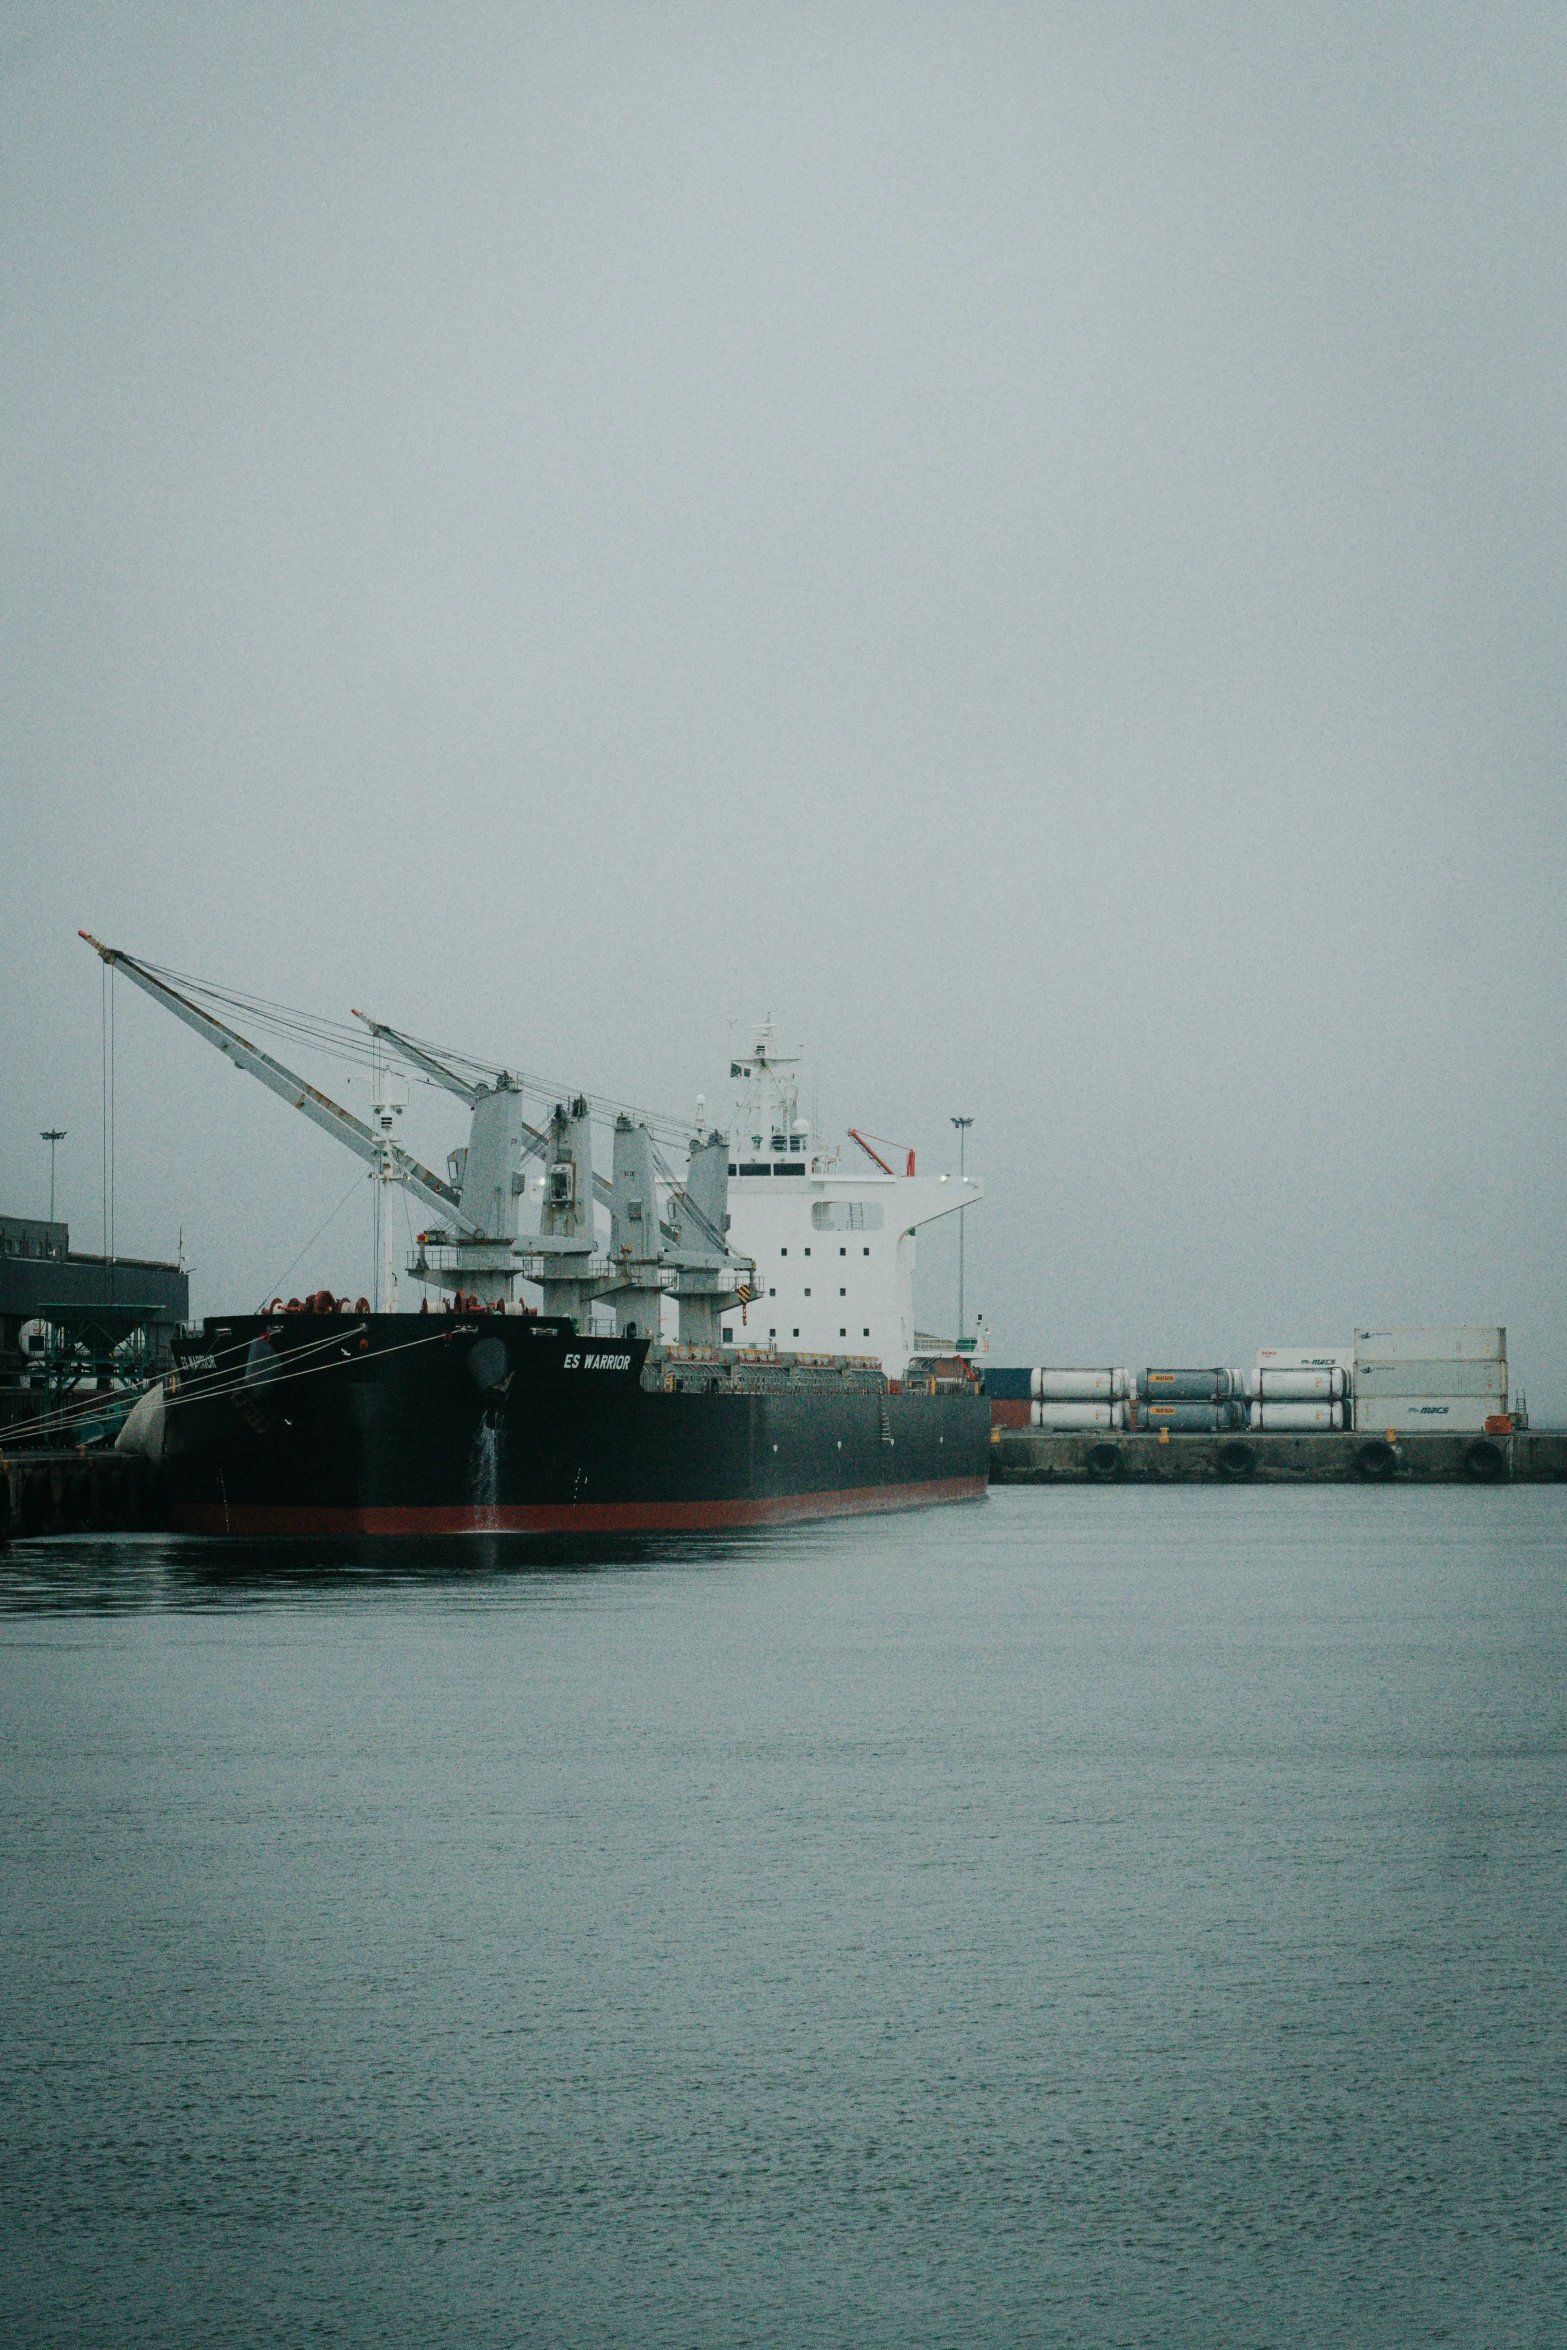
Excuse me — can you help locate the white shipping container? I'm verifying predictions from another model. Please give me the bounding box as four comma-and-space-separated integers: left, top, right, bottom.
1031, 1368, 1132, 1401
1245, 1368, 1346, 1402
1250, 1401, 1344, 1430
1030, 1400, 1127, 1430
1354, 1359, 1507, 1400
1256, 1346, 1354, 1373
1353, 1326, 1504, 1364
1354, 1396, 1502, 1434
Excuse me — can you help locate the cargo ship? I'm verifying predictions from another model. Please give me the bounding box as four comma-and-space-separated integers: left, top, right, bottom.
132, 1315, 983, 1535
92, 941, 989, 1534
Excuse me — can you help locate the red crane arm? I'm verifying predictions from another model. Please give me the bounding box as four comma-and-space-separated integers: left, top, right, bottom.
848, 1128, 916, 1177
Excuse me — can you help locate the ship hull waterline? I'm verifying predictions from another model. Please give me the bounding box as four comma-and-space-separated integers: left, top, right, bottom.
161, 1313, 991, 1539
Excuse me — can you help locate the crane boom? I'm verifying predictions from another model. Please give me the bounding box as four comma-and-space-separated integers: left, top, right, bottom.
352, 1010, 619, 1213
80, 934, 476, 1233
351, 1012, 480, 1107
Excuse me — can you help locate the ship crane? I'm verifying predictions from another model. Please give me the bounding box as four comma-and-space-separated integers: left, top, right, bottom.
848, 1129, 917, 1178
81, 936, 755, 1337
80, 935, 474, 1311
350, 1010, 618, 1217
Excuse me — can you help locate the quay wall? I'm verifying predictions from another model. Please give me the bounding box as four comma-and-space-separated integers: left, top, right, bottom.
990, 1428, 1567, 1485
0, 1450, 162, 1539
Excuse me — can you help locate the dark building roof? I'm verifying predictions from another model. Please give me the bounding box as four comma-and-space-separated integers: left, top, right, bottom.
0, 1215, 189, 1372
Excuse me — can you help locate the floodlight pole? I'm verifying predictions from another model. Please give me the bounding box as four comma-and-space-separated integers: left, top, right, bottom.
951, 1116, 973, 1343
40, 1130, 66, 1224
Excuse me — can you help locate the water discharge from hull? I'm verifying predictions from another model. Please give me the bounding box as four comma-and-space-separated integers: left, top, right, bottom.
469, 1418, 503, 1526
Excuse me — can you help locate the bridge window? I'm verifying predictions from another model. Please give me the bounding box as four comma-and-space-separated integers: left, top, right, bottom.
811, 1202, 885, 1232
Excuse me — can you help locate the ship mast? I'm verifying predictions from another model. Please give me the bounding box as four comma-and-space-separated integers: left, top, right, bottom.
368, 1033, 407, 1312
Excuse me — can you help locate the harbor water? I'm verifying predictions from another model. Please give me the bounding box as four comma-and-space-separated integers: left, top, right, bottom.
3, 1488, 1564, 2346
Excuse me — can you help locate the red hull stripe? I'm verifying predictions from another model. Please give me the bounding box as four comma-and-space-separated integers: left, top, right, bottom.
171, 1476, 988, 1537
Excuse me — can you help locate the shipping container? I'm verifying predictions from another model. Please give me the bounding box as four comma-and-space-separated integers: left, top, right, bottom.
1245, 1367, 1347, 1402
1139, 1368, 1234, 1402
1029, 1401, 1128, 1431
983, 1366, 1034, 1400
1256, 1345, 1354, 1373
990, 1398, 1032, 1430
1031, 1367, 1132, 1402
1249, 1401, 1344, 1430
1354, 1396, 1500, 1433
1353, 1327, 1504, 1364
1353, 1358, 1507, 1400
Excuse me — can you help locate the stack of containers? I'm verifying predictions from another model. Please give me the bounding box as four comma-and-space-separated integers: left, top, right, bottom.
1352, 1329, 1508, 1433
1247, 1351, 1349, 1431
1138, 1368, 1248, 1432
984, 1367, 1034, 1431
1030, 1368, 1132, 1431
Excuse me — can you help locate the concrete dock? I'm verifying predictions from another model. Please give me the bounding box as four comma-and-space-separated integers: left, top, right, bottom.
990, 1427, 1567, 1483
0, 1450, 163, 1538
3, 1429, 1563, 1540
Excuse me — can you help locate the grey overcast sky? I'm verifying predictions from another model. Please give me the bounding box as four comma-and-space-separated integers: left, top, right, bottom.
4, 3, 1564, 1404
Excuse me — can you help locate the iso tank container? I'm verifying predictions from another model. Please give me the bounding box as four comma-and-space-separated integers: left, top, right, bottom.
1245, 1367, 1347, 1402
1139, 1368, 1236, 1402
1031, 1368, 1132, 1402
1030, 1401, 1129, 1430
1250, 1401, 1345, 1430
1353, 1327, 1504, 1363
1353, 1359, 1506, 1399
1355, 1396, 1501, 1433
1142, 1401, 1248, 1432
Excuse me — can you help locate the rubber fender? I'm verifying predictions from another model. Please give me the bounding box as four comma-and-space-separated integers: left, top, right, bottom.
1085, 1441, 1121, 1481
1216, 1441, 1256, 1479
1356, 1440, 1397, 1480
1463, 1439, 1506, 1482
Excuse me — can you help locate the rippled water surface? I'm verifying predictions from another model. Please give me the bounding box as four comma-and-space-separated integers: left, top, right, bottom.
2, 1487, 1564, 2347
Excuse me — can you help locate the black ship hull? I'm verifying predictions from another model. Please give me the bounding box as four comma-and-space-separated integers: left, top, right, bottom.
164, 1314, 989, 1535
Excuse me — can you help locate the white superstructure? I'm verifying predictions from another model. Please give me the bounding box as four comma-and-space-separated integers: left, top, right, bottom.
715, 1027, 977, 1380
